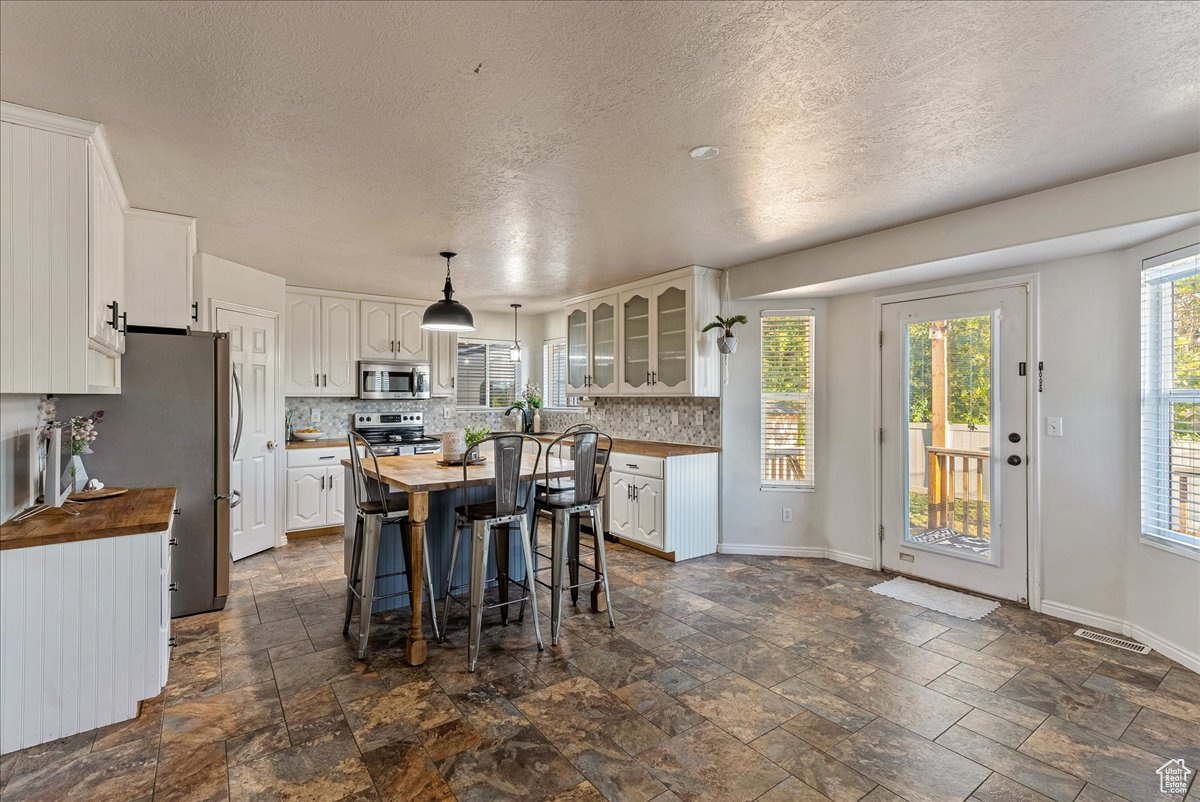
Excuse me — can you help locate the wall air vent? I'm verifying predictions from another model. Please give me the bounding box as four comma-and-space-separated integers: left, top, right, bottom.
1073, 629, 1152, 655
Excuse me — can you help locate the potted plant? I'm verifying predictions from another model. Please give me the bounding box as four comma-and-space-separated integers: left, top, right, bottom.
522, 382, 544, 433
702, 314, 748, 354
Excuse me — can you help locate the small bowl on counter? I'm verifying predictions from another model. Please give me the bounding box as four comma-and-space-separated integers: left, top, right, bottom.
292, 430, 324, 442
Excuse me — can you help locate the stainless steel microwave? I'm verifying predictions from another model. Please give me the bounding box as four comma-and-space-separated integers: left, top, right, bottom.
358, 360, 431, 400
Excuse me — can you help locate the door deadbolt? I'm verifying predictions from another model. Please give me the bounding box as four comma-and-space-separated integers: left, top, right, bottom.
1008, 432, 1021, 443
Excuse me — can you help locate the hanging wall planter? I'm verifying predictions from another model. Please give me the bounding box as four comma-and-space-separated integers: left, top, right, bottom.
702, 314, 748, 355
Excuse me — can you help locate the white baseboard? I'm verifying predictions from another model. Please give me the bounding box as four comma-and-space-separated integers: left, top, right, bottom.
1040, 599, 1200, 674
1039, 600, 1130, 636
1130, 624, 1200, 674
717, 543, 876, 570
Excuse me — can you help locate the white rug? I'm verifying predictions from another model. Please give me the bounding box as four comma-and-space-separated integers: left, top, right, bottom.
869, 577, 999, 620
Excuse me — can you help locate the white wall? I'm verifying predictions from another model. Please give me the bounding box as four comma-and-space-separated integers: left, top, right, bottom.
723, 226, 1200, 669
0, 394, 39, 521
720, 300, 830, 557
193, 252, 287, 324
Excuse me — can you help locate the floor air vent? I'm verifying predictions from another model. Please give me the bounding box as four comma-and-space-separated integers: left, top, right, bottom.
1073, 629, 1152, 654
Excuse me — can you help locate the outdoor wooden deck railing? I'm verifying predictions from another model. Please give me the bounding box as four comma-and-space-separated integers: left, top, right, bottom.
927, 446, 989, 537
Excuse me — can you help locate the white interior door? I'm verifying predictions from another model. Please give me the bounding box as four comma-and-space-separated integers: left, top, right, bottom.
218, 305, 279, 560
880, 285, 1029, 602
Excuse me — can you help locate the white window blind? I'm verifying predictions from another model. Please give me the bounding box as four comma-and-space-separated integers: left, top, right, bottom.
457, 339, 518, 409
543, 339, 578, 409
761, 311, 815, 489
1141, 244, 1200, 554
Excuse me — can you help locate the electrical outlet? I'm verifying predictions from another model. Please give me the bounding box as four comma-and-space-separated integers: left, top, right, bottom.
1046, 417, 1063, 437
694, 410, 704, 427
782, 507, 792, 522
311, 407, 322, 423
671, 411, 679, 426
643, 408, 651, 423
443, 406, 452, 420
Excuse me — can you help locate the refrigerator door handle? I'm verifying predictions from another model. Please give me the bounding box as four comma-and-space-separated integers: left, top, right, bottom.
231, 366, 244, 460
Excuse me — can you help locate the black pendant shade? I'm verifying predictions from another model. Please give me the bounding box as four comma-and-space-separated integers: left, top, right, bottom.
421, 251, 475, 332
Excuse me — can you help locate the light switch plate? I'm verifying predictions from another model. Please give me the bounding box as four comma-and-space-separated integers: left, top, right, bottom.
694, 410, 704, 427
671, 411, 679, 425
1046, 417, 1063, 437
311, 407, 321, 423
443, 406, 452, 420
643, 408, 651, 422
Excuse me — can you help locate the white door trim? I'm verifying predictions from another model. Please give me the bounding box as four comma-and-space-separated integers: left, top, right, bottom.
211, 298, 287, 549
871, 273, 1041, 612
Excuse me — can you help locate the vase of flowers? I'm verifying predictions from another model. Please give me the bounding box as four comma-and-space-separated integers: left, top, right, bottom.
523, 382, 544, 433
64, 411, 104, 492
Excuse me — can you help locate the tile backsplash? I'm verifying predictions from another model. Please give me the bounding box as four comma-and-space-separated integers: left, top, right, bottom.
286, 395, 720, 447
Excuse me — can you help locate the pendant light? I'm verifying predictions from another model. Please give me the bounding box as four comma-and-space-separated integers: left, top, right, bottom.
509, 303, 522, 362
421, 251, 475, 332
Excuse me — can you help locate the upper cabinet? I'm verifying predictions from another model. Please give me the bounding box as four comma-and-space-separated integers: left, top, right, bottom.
124, 209, 196, 330
0, 103, 129, 394
429, 331, 457, 398
285, 291, 357, 396
359, 301, 427, 362
564, 266, 720, 398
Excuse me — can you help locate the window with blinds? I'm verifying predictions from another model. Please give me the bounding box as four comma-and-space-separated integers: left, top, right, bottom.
761, 311, 815, 489
456, 339, 518, 409
543, 339, 578, 409
1141, 244, 1200, 554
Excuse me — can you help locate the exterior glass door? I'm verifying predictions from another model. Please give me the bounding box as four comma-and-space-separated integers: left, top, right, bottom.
880, 285, 1028, 602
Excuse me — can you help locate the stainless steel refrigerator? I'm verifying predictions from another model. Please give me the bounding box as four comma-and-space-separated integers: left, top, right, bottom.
59, 330, 235, 617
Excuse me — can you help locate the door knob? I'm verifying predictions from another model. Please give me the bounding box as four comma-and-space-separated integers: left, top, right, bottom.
266, 440, 276, 451
1008, 432, 1021, 443
1007, 455, 1022, 466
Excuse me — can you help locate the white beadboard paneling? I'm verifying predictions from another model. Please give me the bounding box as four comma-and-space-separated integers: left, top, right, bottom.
663, 452, 719, 560
0, 529, 170, 754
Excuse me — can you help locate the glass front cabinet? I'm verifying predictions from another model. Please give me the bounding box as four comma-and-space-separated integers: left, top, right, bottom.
563, 266, 720, 399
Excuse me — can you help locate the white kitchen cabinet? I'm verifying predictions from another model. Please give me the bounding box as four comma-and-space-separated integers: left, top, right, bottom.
285, 291, 358, 396
430, 331, 458, 397
359, 300, 428, 361
561, 265, 720, 398
286, 445, 360, 531
607, 450, 717, 560
0, 103, 129, 394
124, 208, 196, 330
285, 467, 328, 530
88, 139, 126, 357
322, 296, 357, 395
565, 295, 619, 397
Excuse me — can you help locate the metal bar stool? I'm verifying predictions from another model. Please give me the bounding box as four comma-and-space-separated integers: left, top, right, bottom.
535, 421, 596, 496
532, 430, 615, 645
343, 432, 440, 659
441, 433, 544, 671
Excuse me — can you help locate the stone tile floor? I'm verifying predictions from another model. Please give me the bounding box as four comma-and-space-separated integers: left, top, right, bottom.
1, 531, 1198, 802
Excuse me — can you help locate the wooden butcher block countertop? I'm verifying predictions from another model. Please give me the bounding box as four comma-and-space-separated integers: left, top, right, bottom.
287, 438, 348, 449
530, 433, 719, 458
0, 487, 177, 551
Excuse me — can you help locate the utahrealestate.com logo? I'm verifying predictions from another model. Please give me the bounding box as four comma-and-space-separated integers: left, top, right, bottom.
1157, 759, 1192, 795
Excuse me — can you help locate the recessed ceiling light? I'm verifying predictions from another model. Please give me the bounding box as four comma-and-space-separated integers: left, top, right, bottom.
689, 145, 719, 160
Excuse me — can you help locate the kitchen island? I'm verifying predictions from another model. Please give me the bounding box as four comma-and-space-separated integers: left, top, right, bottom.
0, 488, 177, 754
342, 449, 572, 666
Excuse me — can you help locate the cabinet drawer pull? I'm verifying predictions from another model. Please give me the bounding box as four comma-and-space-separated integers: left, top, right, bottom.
318, 455, 335, 460
626, 463, 639, 469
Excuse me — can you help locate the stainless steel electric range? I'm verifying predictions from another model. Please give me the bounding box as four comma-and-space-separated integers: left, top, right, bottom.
351, 411, 442, 456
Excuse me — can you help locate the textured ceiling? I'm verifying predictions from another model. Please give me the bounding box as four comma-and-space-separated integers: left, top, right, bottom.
1, 1, 1197, 310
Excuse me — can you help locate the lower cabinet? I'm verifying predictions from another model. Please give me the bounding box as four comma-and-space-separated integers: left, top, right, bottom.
608, 451, 717, 560
286, 445, 358, 532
